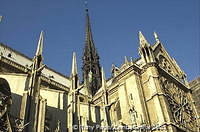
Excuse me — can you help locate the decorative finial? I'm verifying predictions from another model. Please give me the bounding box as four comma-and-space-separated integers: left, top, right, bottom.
153, 32, 160, 43
111, 64, 115, 69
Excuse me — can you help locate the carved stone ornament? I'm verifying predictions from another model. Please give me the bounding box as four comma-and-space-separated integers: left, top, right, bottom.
54, 120, 61, 132
0, 78, 12, 132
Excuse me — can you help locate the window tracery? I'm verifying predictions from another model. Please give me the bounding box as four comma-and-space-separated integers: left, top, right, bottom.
159, 55, 174, 75
160, 77, 198, 131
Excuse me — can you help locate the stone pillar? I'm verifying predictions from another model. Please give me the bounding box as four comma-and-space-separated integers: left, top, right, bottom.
141, 65, 175, 132
67, 92, 73, 132
20, 92, 28, 122
37, 98, 46, 132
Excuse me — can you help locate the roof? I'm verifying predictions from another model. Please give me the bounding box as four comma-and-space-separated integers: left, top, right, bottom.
0, 43, 71, 87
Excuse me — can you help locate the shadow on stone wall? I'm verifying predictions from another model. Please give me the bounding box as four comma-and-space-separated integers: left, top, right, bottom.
45, 92, 68, 131
10, 93, 22, 118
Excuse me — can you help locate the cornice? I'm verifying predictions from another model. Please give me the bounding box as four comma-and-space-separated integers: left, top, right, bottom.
0, 56, 70, 92
108, 85, 119, 96
141, 62, 158, 74
112, 64, 141, 82
92, 95, 102, 105
0, 72, 28, 77
0, 56, 28, 72
92, 84, 120, 105
40, 75, 69, 92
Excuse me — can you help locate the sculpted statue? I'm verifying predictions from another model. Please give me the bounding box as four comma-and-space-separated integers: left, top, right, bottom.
128, 94, 138, 125
0, 78, 12, 132
13, 118, 29, 132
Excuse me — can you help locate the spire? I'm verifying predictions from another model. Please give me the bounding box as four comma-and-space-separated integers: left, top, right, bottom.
130, 57, 133, 62
124, 56, 128, 64
82, 5, 102, 96
26, 31, 46, 132
36, 31, 44, 56
83, 7, 98, 59
71, 52, 78, 76
153, 32, 160, 43
130, 57, 134, 64
139, 31, 150, 47
101, 67, 106, 89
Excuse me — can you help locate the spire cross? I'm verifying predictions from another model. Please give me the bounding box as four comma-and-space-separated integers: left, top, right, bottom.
84, 0, 88, 11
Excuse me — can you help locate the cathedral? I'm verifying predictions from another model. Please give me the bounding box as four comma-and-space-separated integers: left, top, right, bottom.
0, 7, 199, 132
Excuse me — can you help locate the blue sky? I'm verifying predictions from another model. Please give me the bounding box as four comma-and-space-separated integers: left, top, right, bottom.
0, 0, 199, 81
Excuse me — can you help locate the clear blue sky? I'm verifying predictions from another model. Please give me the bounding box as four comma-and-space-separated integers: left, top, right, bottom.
0, 0, 199, 81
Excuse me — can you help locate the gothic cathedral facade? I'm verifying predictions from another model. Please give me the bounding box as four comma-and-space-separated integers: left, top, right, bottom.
0, 9, 199, 132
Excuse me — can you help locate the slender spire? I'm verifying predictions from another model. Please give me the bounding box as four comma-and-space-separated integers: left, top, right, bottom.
139, 31, 150, 47
82, 5, 102, 96
130, 57, 133, 62
27, 31, 46, 132
124, 56, 128, 64
71, 52, 78, 76
36, 31, 44, 56
101, 67, 106, 89
84, 7, 98, 58
153, 32, 160, 43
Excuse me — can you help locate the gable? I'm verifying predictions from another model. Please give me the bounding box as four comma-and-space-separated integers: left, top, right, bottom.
152, 43, 186, 80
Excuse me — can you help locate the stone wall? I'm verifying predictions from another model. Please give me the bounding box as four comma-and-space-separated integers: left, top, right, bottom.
189, 77, 200, 115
